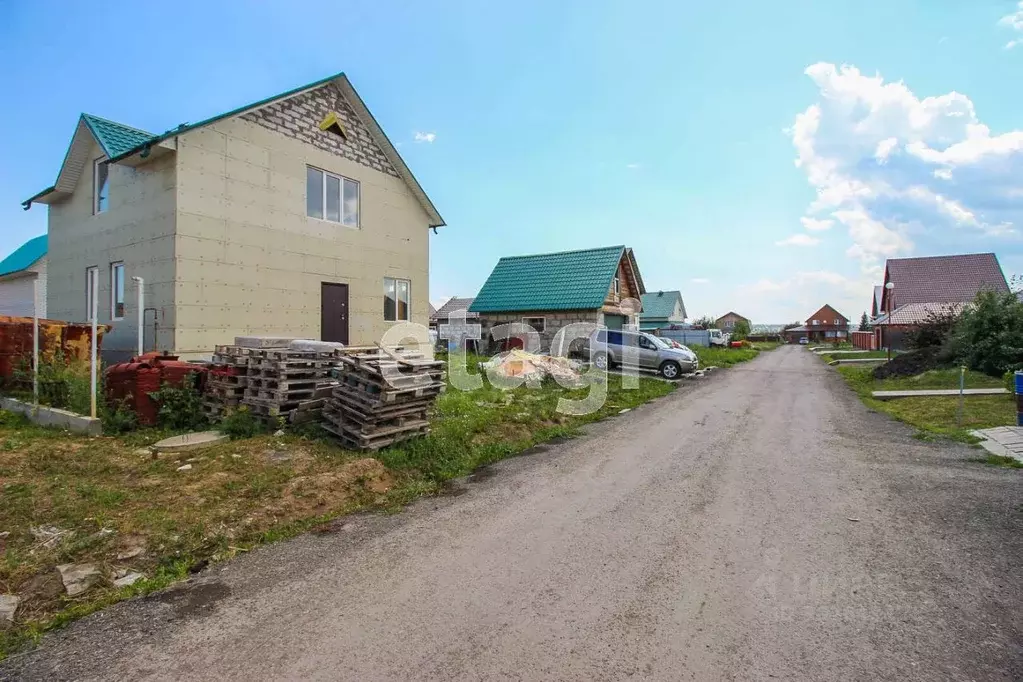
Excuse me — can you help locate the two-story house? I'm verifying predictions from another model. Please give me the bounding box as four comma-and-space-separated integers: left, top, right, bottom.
22, 71, 444, 360
799, 304, 849, 342
715, 312, 751, 333
470, 245, 645, 352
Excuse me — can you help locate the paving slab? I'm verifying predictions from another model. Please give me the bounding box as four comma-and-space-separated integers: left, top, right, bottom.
872, 388, 1008, 400
971, 426, 1023, 463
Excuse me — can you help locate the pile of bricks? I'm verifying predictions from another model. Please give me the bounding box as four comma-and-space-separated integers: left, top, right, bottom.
322, 348, 446, 451
242, 348, 338, 424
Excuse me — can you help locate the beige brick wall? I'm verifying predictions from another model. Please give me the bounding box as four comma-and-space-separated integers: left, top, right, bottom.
47, 139, 177, 356
479, 310, 600, 353
172, 87, 431, 355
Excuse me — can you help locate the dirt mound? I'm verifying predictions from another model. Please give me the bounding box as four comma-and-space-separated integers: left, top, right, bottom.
872, 347, 947, 379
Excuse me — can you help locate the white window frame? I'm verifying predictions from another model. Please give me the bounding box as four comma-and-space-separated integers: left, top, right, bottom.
384, 277, 411, 322
522, 316, 546, 332
85, 266, 98, 321
834, 318, 841, 325
812, 319, 818, 325
93, 158, 109, 215
306, 165, 360, 228
110, 261, 125, 320
613, 276, 620, 297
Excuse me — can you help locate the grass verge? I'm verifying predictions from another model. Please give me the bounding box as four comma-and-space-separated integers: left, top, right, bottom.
0, 367, 673, 659
836, 366, 1014, 443
693, 346, 762, 368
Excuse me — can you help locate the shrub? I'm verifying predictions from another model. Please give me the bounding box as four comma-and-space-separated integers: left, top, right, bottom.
102, 401, 139, 434
731, 319, 751, 341
148, 374, 208, 431
904, 306, 960, 351
219, 406, 263, 440
946, 290, 1023, 377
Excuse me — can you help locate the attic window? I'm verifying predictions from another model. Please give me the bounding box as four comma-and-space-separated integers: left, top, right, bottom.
93, 158, 109, 214
318, 112, 348, 139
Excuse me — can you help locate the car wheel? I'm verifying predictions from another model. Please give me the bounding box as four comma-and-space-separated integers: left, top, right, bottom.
659, 360, 681, 380
593, 352, 611, 370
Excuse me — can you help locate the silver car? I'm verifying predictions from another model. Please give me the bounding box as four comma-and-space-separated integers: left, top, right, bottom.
589, 330, 698, 379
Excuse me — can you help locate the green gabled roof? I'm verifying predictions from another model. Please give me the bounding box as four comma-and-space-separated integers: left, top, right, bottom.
0, 235, 47, 277
470, 245, 626, 313
82, 114, 157, 159
639, 290, 684, 319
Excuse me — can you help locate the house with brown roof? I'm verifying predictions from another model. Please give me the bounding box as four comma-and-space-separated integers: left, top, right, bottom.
782, 304, 849, 343
715, 312, 750, 333
872, 252, 1009, 350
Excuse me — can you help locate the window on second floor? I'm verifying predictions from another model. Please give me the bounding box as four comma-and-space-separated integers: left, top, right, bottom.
812, 319, 818, 325
94, 159, 109, 214
306, 166, 359, 227
834, 318, 841, 325
384, 277, 410, 322
613, 276, 620, 297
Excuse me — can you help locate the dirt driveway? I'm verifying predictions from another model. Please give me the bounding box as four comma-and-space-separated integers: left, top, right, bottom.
3, 346, 1021, 681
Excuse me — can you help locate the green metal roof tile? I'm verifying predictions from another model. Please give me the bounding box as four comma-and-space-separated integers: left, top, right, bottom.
0, 235, 47, 277
470, 245, 626, 313
82, 114, 157, 159
639, 290, 683, 319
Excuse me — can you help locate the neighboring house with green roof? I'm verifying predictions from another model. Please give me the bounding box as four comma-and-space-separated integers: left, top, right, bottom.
638, 290, 686, 330
23, 71, 443, 359
469, 245, 645, 352
0, 235, 47, 318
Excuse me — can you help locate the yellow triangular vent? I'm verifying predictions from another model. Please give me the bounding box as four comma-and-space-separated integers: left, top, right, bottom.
318, 112, 348, 138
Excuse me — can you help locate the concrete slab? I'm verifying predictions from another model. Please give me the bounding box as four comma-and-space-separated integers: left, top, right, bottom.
971, 427, 1023, 464
152, 431, 229, 453
234, 336, 298, 349
0, 397, 101, 436
829, 358, 887, 365
872, 388, 1009, 400
813, 349, 874, 355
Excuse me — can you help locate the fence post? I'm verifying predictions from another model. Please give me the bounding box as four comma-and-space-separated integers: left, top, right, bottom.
32, 277, 39, 407
90, 268, 98, 419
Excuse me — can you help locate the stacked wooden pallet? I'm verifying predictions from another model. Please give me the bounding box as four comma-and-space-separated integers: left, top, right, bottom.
322, 348, 446, 450
242, 347, 339, 424
203, 345, 251, 420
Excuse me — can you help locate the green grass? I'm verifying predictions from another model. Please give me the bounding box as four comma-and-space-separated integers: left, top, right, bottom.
693, 346, 761, 368
973, 454, 1023, 469
818, 350, 892, 363
750, 341, 782, 351
0, 362, 674, 660
836, 366, 1014, 443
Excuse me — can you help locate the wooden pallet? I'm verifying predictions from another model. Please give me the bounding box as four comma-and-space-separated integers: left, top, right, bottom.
321, 420, 430, 451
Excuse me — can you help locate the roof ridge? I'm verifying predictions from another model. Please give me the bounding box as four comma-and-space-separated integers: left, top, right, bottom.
888, 252, 996, 262
498, 245, 625, 261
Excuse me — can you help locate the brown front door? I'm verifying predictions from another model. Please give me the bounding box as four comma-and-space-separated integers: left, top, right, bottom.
321, 282, 349, 344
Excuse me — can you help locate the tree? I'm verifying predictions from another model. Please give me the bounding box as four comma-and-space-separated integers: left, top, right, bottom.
692, 315, 715, 329
946, 290, 1023, 377
731, 318, 751, 341
858, 311, 871, 332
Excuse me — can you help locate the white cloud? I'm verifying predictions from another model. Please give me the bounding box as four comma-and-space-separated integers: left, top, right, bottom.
775, 233, 820, 247
734, 270, 875, 322
626, 163, 641, 169
1001, 2, 1023, 48
800, 216, 833, 231
789, 62, 1021, 266
690, 277, 710, 284
413, 131, 437, 143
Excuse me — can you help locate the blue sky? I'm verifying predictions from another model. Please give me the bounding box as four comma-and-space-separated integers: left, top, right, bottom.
3, 0, 1022, 323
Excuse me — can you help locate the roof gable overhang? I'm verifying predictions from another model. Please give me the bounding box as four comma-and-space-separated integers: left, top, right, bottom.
23, 115, 172, 208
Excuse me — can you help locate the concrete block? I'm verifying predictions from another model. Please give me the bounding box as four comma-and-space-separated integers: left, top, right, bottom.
1, 397, 101, 436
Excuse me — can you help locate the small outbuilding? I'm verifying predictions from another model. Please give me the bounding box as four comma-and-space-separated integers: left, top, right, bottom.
470, 245, 645, 352
638, 290, 686, 331
0, 235, 47, 318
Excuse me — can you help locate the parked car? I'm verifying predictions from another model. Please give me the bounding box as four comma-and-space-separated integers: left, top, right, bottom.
589, 330, 698, 379
799, 337, 809, 345
708, 329, 728, 347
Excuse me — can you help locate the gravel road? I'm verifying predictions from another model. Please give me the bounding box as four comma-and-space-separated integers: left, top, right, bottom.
3, 346, 1021, 681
